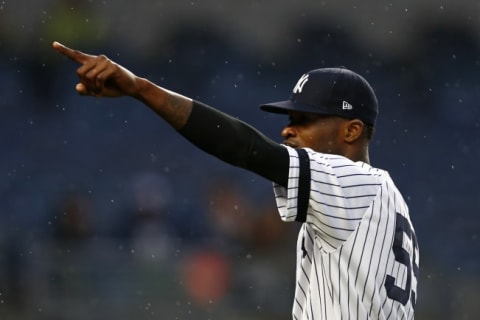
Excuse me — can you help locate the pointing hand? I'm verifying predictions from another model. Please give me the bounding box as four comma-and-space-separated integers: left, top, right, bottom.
52, 41, 139, 98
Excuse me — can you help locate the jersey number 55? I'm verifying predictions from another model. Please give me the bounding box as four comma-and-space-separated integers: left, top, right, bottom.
385, 212, 419, 308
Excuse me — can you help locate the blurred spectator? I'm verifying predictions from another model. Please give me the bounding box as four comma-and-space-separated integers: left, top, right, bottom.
202, 177, 255, 249
51, 191, 93, 244
181, 249, 231, 308
114, 172, 179, 262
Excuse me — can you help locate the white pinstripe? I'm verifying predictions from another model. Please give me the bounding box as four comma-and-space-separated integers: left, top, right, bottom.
274, 146, 418, 320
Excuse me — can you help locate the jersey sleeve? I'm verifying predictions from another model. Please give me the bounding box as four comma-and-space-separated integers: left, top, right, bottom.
273, 146, 384, 251
273, 147, 311, 222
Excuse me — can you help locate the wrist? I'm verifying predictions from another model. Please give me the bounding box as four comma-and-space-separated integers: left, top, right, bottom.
132, 77, 151, 98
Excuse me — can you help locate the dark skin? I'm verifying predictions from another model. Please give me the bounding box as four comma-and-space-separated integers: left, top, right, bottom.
52, 41, 371, 164
52, 41, 194, 130
282, 112, 370, 164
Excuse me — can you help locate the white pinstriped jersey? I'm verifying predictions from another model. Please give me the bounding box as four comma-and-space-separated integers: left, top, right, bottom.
273, 146, 419, 320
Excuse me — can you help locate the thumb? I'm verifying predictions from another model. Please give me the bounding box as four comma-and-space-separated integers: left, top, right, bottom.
75, 83, 91, 96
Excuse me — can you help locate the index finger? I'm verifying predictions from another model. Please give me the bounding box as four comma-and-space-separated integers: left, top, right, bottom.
52, 41, 95, 64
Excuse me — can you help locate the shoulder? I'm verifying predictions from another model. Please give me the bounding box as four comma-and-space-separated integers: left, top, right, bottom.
281, 145, 390, 184
303, 148, 386, 175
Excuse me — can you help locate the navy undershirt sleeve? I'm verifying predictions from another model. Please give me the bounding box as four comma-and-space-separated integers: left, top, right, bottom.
177, 100, 289, 187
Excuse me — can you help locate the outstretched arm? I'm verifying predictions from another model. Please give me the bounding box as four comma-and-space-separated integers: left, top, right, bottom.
53, 42, 289, 186
52, 41, 192, 130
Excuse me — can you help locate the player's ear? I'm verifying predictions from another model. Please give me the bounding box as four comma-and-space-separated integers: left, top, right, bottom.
343, 119, 364, 143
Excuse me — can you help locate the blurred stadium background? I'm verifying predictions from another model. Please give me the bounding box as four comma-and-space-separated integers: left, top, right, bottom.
1, 0, 479, 319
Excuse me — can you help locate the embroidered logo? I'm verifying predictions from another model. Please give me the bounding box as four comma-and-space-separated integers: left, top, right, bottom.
342, 100, 353, 110
293, 74, 309, 94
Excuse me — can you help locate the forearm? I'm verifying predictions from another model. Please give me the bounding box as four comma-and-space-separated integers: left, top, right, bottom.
179, 100, 289, 187
133, 77, 193, 130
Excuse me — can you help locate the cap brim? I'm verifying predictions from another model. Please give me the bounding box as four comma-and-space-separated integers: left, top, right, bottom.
260, 100, 333, 115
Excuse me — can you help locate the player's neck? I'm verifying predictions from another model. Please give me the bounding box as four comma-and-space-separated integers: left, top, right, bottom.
361, 153, 370, 164
344, 146, 370, 164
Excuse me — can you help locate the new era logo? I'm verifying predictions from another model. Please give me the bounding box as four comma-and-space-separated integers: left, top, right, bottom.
342, 101, 353, 110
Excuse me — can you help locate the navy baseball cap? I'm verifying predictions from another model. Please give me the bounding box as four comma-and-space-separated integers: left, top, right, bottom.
260, 67, 378, 126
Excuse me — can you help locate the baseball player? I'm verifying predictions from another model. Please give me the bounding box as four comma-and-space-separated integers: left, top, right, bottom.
53, 41, 419, 319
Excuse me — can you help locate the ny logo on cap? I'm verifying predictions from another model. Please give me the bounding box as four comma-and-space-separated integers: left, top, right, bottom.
293, 74, 309, 94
